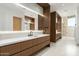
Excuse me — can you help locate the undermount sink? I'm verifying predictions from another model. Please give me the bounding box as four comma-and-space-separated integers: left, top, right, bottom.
28, 35, 33, 37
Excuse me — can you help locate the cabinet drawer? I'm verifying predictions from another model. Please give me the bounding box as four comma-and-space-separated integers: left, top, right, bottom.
0, 43, 21, 56
32, 36, 50, 46
38, 36, 49, 43
32, 40, 50, 53
40, 40, 50, 49
0, 40, 32, 56
14, 47, 34, 56
32, 38, 39, 46
14, 40, 50, 56
20, 40, 32, 50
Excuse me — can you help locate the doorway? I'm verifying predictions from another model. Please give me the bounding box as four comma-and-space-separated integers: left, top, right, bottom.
62, 16, 76, 37
67, 16, 76, 37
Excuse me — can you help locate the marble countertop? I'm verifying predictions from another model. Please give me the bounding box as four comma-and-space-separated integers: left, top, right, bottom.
0, 34, 49, 47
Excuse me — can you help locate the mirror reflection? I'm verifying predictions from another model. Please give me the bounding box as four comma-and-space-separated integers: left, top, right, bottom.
0, 3, 43, 31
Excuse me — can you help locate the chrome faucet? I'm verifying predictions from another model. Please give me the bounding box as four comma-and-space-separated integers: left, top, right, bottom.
28, 31, 33, 36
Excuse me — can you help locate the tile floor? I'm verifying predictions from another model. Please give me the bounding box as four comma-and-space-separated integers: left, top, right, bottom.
34, 36, 79, 56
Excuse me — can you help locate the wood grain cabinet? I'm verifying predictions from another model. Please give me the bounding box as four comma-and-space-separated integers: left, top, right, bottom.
0, 40, 32, 56
38, 3, 50, 34
38, 36, 49, 43
50, 11, 62, 42
14, 40, 50, 56
0, 36, 50, 56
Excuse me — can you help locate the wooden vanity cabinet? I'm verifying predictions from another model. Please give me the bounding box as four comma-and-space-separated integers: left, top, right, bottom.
0, 36, 50, 56
14, 36, 50, 56
14, 40, 50, 56
0, 40, 33, 56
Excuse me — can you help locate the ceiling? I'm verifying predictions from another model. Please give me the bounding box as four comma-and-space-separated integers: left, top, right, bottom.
0, 3, 78, 17
50, 3, 79, 17
37, 3, 50, 9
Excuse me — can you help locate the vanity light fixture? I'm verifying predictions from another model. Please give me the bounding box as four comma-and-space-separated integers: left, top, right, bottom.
14, 3, 45, 17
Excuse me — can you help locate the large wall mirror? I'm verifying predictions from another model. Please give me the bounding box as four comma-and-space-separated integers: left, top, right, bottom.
13, 16, 35, 31
0, 3, 43, 31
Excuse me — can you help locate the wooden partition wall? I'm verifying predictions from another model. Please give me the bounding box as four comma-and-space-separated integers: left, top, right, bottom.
50, 11, 62, 42
37, 3, 50, 34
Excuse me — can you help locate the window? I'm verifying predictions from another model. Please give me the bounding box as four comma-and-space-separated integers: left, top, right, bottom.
68, 17, 75, 27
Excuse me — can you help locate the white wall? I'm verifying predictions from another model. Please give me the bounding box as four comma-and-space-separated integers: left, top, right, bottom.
21, 3, 43, 14
75, 6, 79, 44
62, 17, 67, 36
0, 3, 43, 31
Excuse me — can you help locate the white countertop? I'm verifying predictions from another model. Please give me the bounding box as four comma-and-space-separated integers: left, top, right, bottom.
0, 30, 43, 35
0, 34, 49, 47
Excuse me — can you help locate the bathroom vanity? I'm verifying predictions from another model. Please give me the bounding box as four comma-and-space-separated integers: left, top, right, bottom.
0, 31, 50, 56
0, 3, 51, 56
